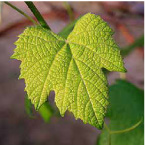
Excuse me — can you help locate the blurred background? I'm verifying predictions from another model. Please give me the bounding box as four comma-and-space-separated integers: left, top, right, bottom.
0, 1, 144, 145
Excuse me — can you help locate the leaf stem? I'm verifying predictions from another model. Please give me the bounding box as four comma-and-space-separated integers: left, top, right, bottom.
63, 2, 74, 22
119, 72, 126, 80
25, 2, 50, 30
4, 2, 37, 25
104, 119, 142, 145
110, 118, 142, 134
104, 122, 112, 145
104, 122, 111, 133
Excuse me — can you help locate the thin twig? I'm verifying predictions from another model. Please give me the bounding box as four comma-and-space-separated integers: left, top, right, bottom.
4, 2, 37, 25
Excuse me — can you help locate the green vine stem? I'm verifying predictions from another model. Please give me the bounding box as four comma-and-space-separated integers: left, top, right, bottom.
25, 2, 50, 30
110, 118, 142, 134
104, 118, 142, 145
104, 122, 111, 133
4, 2, 37, 25
63, 2, 74, 22
104, 123, 111, 145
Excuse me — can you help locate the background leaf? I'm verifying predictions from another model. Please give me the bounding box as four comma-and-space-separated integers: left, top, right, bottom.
58, 17, 80, 39
25, 94, 34, 118
121, 35, 144, 57
38, 102, 54, 123
97, 80, 144, 145
25, 94, 54, 122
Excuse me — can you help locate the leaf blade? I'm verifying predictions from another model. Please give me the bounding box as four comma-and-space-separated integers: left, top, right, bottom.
98, 80, 144, 145
12, 13, 126, 129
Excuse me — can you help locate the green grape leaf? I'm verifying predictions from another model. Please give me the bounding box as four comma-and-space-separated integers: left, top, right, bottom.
97, 80, 144, 145
11, 13, 126, 129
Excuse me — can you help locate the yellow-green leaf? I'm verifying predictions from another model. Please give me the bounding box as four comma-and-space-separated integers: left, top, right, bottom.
11, 13, 126, 129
